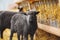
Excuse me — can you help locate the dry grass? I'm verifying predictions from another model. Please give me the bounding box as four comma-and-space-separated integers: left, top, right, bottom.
0, 28, 60, 40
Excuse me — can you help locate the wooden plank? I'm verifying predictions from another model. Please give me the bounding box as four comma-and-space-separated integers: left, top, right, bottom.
38, 23, 60, 37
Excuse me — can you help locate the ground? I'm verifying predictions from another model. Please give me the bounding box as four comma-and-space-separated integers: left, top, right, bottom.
0, 28, 60, 40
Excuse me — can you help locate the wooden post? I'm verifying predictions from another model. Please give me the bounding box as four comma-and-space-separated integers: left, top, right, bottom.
58, 0, 60, 6
27, 1, 31, 10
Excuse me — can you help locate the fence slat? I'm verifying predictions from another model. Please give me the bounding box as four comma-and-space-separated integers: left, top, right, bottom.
38, 23, 60, 37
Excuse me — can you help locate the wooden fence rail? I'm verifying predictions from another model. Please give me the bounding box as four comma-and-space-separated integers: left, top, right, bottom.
38, 23, 60, 37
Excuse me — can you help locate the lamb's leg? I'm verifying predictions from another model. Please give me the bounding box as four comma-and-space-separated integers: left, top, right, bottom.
10, 19, 15, 40
10, 30, 14, 40
0, 28, 6, 39
30, 34, 34, 40
23, 34, 28, 40
21, 34, 23, 40
17, 33, 20, 40
0, 31, 3, 38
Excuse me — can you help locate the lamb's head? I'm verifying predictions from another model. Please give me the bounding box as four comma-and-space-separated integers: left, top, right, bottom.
27, 11, 39, 23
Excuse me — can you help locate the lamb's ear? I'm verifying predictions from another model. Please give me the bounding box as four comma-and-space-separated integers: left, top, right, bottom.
36, 11, 39, 15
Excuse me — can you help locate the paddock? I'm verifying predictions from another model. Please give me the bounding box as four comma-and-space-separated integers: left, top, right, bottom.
0, 23, 60, 40
0, 0, 60, 40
